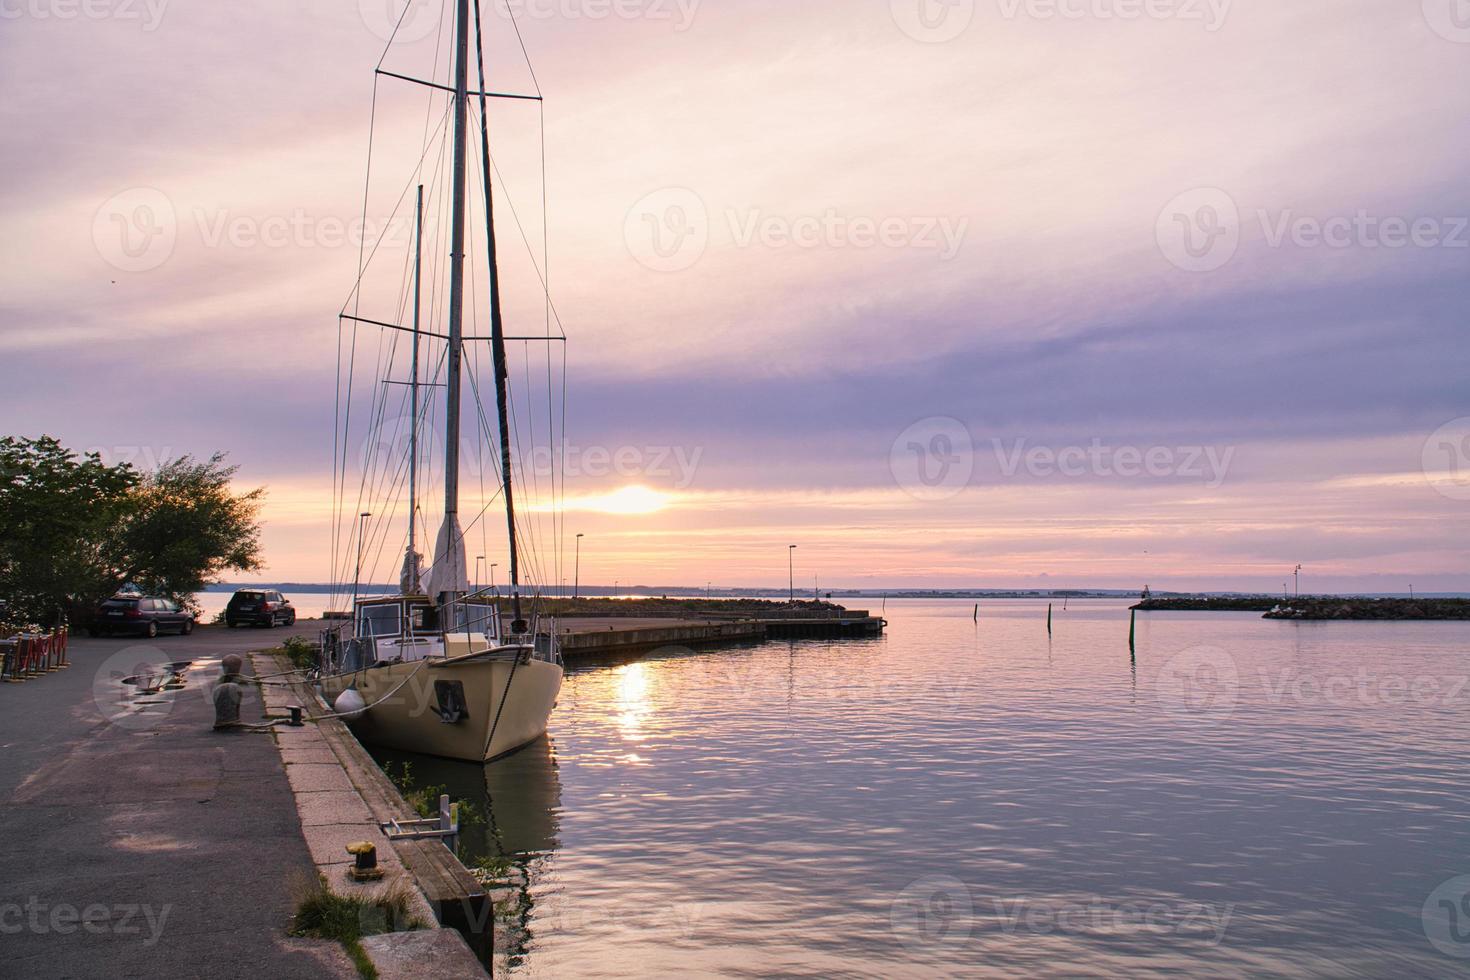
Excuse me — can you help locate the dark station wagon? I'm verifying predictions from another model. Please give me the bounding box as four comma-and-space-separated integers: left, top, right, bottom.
89, 596, 195, 638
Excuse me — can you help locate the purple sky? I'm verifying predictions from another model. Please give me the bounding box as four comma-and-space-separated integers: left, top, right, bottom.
2, 0, 1468, 592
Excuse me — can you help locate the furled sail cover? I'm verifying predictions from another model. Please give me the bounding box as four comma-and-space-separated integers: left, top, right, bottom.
399, 548, 425, 596
424, 515, 469, 601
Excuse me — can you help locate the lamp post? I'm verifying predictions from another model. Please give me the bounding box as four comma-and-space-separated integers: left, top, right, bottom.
475, 555, 485, 593
489, 563, 498, 594
1294, 564, 1302, 597
788, 545, 797, 605
353, 511, 372, 608
574, 533, 584, 599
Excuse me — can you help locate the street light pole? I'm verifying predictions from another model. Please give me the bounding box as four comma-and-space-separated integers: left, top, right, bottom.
489, 563, 498, 594
475, 555, 485, 594
1294, 564, 1302, 597
788, 544, 796, 604
353, 511, 372, 609
574, 533, 584, 599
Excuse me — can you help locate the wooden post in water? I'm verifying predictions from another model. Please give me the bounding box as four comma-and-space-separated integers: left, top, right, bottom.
1128, 608, 1136, 653
1047, 603, 1053, 635
973, 603, 979, 623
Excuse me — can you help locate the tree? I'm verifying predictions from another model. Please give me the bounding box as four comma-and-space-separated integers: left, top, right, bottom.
0, 437, 264, 627
110, 454, 264, 611
0, 436, 137, 626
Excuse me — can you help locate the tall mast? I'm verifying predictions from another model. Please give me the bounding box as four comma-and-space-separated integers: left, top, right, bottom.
438, 0, 471, 604
470, 0, 525, 629
406, 183, 423, 594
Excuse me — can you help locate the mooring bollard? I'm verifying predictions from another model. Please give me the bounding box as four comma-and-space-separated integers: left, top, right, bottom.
346, 841, 385, 882
287, 705, 304, 727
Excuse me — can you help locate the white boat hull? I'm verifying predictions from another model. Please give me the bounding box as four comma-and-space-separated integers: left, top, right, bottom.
320, 654, 562, 763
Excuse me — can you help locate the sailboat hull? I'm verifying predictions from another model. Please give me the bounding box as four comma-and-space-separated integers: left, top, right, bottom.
320, 656, 562, 763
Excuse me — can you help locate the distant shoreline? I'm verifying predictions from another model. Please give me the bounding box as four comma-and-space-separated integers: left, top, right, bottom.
205, 583, 1469, 600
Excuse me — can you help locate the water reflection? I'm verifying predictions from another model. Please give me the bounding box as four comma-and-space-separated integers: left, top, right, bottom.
371, 736, 562, 969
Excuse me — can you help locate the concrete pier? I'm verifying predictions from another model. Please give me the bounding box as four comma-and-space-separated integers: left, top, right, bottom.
552, 613, 885, 660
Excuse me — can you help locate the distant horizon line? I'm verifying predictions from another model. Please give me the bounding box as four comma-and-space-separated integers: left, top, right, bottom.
202, 582, 1469, 599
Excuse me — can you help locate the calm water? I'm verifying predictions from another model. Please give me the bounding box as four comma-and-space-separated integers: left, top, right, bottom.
377, 599, 1470, 977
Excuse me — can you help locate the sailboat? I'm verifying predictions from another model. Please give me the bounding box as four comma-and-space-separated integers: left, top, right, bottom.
317, 0, 563, 763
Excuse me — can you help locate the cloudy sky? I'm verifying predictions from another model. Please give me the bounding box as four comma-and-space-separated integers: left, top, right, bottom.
2, 0, 1468, 593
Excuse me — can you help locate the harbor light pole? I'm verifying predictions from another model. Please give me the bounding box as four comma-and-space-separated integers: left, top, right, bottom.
353, 511, 372, 607
574, 533, 584, 599
475, 555, 485, 593
788, 544, 797, 604
1294, 564, 1302, 596
489, 563, 498, 594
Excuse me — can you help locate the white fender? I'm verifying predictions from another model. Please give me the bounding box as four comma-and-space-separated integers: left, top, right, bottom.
334, 687, 368, 720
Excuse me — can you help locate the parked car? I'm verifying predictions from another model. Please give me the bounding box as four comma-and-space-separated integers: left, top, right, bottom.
89, 596, 195, 638
225, 589, 296, 628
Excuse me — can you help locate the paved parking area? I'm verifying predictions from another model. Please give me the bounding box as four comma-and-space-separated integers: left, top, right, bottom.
0, 623, 355, 979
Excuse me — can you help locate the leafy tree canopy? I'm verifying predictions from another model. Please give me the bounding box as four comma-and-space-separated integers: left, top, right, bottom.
0, 436, 263, 627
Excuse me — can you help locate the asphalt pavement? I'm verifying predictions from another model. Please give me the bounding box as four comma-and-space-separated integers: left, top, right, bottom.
0, 622, 355, 979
